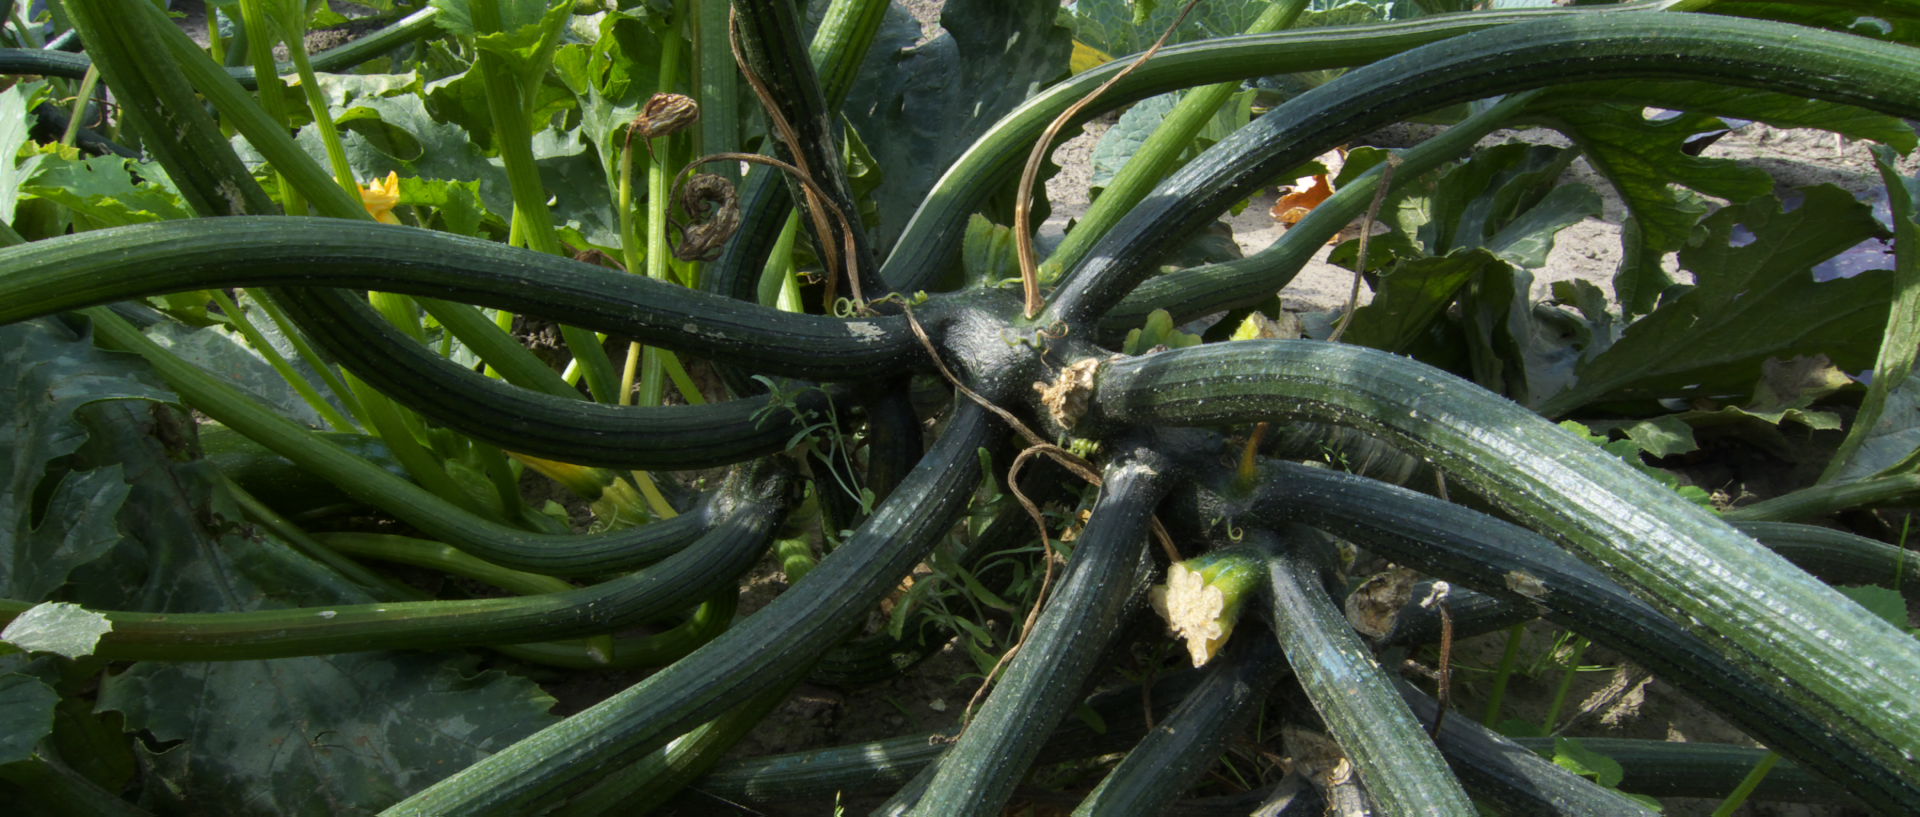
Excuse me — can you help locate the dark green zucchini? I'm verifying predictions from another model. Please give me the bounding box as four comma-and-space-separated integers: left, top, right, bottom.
1254, 526, 1476, 816
1175, 455, 1917, 812
1504, 737, 1846, 805
1397, 681, 1660, 816
382, 404, 1000, 815
0, 219, 923, 381
906, 443, 1169, 817
1073, 633, 1286, 816
1089, 340, 1920, 812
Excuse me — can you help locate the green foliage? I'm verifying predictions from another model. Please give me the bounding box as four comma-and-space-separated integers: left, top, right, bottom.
1560, 419, 1714, 508
841, 0, 1072, 250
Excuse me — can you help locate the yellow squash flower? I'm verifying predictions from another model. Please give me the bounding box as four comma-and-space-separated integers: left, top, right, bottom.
358, 171, 402, 224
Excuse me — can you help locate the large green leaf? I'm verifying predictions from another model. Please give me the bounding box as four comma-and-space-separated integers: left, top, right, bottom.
101, 650, 555, 817
1532, 81, 1913, 316
843, 0, 1071, 251
0, 320, 171, 601
1533, 103, 1773, 316
1693, 0, 1920, 45
0, 673, 59, 765
1342, 250, 1488, 354
0, 82, 46, 224
19, 152, 194, 230
1540, 187, 1894, 415
0, 318, 557, 814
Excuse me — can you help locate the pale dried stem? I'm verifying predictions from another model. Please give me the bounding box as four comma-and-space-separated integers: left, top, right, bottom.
1014, 0, 1203, 319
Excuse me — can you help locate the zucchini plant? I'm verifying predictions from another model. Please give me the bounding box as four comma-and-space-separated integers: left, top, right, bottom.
1, 0, 1918, 814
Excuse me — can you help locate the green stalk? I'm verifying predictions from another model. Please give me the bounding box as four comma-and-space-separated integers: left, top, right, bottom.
208, 288, 355, 431
236, 0, 306, 215
1723, 473, 1920, 522
756, 210, 803, 308
120, 0, 571, 406
226, 475, 419, 600
467, 0, 618, 403
283, 0, 431, 345
1541, 636, 1591, 733
57, 64, 98, 149
638, 17, 687, 411
314, 532, 576, 597
1483, 623, 1526, 727
1041, 0, 1305, 283
345, 369, 497, 520
1710, 752, 1782, 817
248, 290, 369, 426
278, 6, 358, 197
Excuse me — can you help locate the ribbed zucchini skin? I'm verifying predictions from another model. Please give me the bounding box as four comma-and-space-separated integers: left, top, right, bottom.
1043, 13, 1920, 327
268, 285, 828, 469
0, 219, 923, 381
1732, 521, 1920, 600
382, 405, 1001, 815
1256, 526, 1477, 816
906, 446, 1168, 817
730, 0, 879, 295
1093, 341, 1920, 812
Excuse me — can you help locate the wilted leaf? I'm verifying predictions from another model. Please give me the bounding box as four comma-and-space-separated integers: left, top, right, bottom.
1, 602, 114, 659
1271, 171, 1334, 226
1541, 187, 1892, 415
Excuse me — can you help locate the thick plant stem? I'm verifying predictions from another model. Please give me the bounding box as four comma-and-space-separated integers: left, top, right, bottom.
467, 0, 619, 402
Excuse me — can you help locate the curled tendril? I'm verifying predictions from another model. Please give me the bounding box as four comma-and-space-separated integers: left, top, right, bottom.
671, 173, 741, 262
